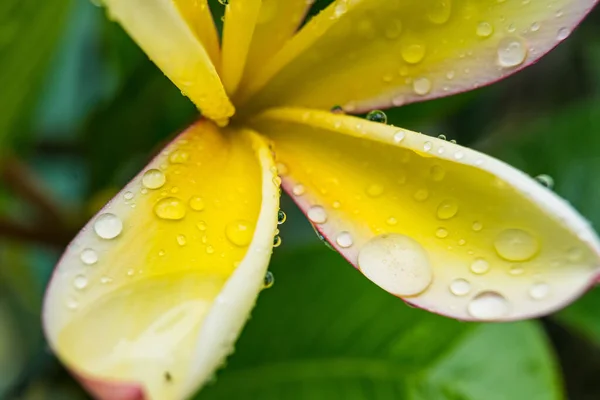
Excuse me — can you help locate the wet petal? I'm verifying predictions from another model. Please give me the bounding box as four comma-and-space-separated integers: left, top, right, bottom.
221, 0, 262, 95
43, 121, 280, 399
250, 107, 600, 321
173, 0, 221, 66
238, 0, 597, 114
103, 0, 234, 122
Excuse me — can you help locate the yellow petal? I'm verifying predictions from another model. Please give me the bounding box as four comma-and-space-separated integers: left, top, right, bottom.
173, 0, 221, 66
235, 0, 313, 98
250, 107, 600, 321
103, 0, 234, 122
238, 0, 596, 114
220, 0, 262, 96
43, 121, 280, 399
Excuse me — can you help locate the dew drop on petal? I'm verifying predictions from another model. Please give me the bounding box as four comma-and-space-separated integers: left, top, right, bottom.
336, 231, 353, 248
476, 21, 494, 37
142, 169, 166, 189
189, 196, 205, 211
468, 291, 509, 320
435, 227, 449, 239
177, 234, 187, 246
529, 282, 550, 300
154, 197, 187, 220
535, 174, 554, 189
73, 275, 88, 290
449, 278, 471, 296
273, 235, 282, 247
292, 184, 305, 196
497, 37, 527, 68
263, 271, 275, 289
94, 213, 123, 239
393, 130, 406, 143
366, 110, 387, 124
472, 221, 483, 231
358, 233, 433, 296
437, 199, 458, 220
225, 220, 253, 247
494, 229, 538, 261
307, 206, 327, 224
556, 27, 570, 41
413, 77, 432, 95
80, 248, 98, 265
277, 210, 287, 225
124, 191, 134, 200
402, 43, 426, 64
470, 258, 490, 274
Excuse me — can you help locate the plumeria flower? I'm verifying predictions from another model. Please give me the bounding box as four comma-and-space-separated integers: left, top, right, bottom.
43, 0, 600, 399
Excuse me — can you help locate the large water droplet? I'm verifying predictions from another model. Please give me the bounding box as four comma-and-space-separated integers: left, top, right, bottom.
94, 213, 123, 239
225, 220, 253, 247
142, 169, 166, 189
470, 258, 490, 274
449, 278, 471, 296
263, 271, 275, 289
556, 27, 570, 41
535, 174, 554, 189
494, 229, 538, 261
277, 210, 287, 225
427, 0, 451, 24
437, 199, 458, 220
497, 37, 527, 67
80, 248, 98, 265
468, 291, 509, 320
336, 231, 353, 248
307, 206, 327, 224
154, 197, 187, 220
358, 233, 433, 296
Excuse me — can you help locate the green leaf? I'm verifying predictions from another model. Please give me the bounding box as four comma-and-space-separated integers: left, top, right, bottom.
197, 247, 561, 400
0, 0, 73, 152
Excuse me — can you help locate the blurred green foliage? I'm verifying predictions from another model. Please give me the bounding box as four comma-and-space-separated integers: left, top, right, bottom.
0, 0, 600, 399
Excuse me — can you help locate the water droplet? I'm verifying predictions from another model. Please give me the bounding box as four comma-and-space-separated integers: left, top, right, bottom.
142, 169, 166, 189
366, 110, 387, 124
154, 197, 187, 220
384, 19, 403, 39
263, 271, 275, 289
497, 37, 527, 67
124, 191, 134, 200
423, 141, 433, 152
358, 233, 433, 296
276, 162, 288, 175
556, 27, 570, 41
331, 105, 344, 114
430, 165, 446, 181
336, 231, 353, 248
206, 245, 215, 254
449, 278, 471, 296
169, 150, 189, 164
454, 150, 464, 160
273, 235, 282, 247
402, 43, 426, 64
333, 1, 347, 17
529, 282, 550, 300
177, 235, 187, 246
413, 189, 429, 202
413, 77, 432, 95
307, 206, 327, 224
292, 184, 305, 196
73, 275, 88, 290
470, 258, 490, 274
277, 210, 287, 224
100, 276, 113, 284
436, 227, 449, 238
468, 291, 509, 320
494, 229, 538, 261
366, 183, 384, 197
535, 174, 554, 189
476, 21, 494, 37
94, 213, 123, 239
567, 247, 583, 262
80, 248, 98, 265
189, 196, 205, 211
66, 297, 79, 310
472, 221, 483, 231
509, 264, 525, 275
393, 130, 406, 143
386, 216, 398, 226
437, 134, 447, 141
437, 199, 459, 220
427, 0, 451, 24
127, 268, 135, 276
530, 22, 540, 32
225, 220, 253, 247
218, 0, 228, 5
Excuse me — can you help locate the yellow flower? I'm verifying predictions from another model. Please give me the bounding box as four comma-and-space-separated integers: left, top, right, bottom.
43, 1, 600, 399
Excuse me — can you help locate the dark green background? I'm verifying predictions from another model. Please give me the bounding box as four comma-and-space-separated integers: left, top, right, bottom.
1, 1, 600, 399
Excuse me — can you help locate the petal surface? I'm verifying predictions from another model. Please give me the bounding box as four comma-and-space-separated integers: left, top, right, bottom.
43, 121, 280, 400
238, 0, 597, 114
221, 0, 262, 95
173, 0, 221, 66
237, 0, 313, 96
250, 108, 600, 321
103, 0, 234, 122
